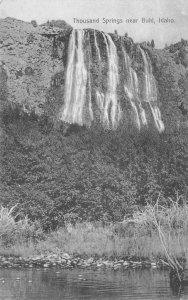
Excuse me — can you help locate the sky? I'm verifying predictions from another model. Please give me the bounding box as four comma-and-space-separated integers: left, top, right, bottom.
0, 0, 188, 48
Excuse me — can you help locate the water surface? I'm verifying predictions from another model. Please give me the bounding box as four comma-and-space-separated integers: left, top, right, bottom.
0, 268, 186, 300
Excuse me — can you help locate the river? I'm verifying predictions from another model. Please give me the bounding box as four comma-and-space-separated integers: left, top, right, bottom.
0, 268, 186, 299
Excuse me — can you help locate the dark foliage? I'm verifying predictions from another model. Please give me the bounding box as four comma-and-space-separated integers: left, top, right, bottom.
151, 39, 155, 48
0, 105, 186, 230
31, 20, 38, 28
43, 20, 71, 30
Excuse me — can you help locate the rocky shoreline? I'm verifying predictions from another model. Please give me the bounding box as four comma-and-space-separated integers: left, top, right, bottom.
0, 251, 171, 270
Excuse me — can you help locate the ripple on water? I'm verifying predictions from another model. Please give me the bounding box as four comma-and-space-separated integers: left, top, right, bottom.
0, 268, 183, 300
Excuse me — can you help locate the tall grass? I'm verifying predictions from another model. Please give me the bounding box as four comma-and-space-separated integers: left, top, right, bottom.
0, 196, 188, 267
44, 195, 188, 261
0, 205, 44, 248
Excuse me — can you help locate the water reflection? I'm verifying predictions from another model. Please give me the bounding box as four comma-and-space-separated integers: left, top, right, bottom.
0, 268, 185, 300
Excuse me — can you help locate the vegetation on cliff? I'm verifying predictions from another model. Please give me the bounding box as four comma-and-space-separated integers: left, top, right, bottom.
0, 112, 187, 229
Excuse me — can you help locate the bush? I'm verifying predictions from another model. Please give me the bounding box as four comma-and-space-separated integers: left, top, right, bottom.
113, 194, 188, 239
27, 33, 35, 44
31, 20, 37, 27
43, 20, 70, 29
0, 205, 44, 247
151, 39, 155, 48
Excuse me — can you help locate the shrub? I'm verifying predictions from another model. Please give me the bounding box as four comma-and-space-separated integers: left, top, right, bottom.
27, 33, 35, 44
0, 205, 44, 247
31, 20, 37, 27
151, 39, 155, 48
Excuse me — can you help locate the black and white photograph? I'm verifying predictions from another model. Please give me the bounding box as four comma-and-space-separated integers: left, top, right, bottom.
0, 0, 188, 299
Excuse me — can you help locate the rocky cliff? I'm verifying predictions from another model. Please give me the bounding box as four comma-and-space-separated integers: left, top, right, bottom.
0, 17, 72, 116
0, 18, 187, 129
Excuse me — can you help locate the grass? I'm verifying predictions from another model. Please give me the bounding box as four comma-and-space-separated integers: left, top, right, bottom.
0, 195, 188, 267
0, 205, 44, 252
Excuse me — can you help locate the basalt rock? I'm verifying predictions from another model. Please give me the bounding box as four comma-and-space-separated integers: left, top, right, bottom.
0, 17, 72, 116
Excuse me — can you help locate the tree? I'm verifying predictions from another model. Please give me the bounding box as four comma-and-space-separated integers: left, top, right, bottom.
151, 39, 155, 48
31, 20, 38, 27
165, 43, 168, 49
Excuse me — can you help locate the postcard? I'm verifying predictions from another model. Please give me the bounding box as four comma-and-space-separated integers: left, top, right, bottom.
0, 0, 188, 299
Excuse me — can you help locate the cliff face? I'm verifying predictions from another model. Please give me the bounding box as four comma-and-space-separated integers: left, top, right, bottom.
149, 46, 188, 132
0, 18, 187, 228
0, 17, 71, 116
0, 18, 187, 130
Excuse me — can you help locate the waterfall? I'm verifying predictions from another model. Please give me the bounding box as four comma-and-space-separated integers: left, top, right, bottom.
87, 31, 94, 123
94, 30, 101, 61
95, 33, 121, 129
96, 90, 105, 116
125, 85, 141, 130
123, 51, 140, 129
60, 29, 92, 126
101, 33, 122, 129
61, 29, 121, 129
123, 48, 147, 130
94, 30, 105, 124
60, 28, 164, 133
140, 48, 165, 132
132, 70, 148, 126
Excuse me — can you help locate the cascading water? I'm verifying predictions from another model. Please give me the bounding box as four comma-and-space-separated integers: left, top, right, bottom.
123, 48, 147, 130
60, 28, 164, 133
94, 30, 101, 62
61, 29, 121, 129
140, 48, 165, 132
60, 29, 92, 126
94, 30, 106, 125
87, 31, 94, 123
97, 33, 121, 129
